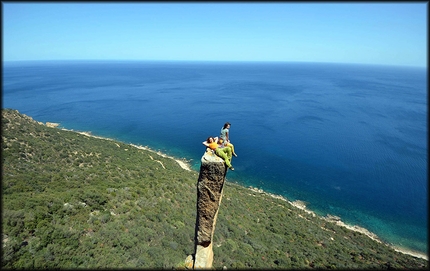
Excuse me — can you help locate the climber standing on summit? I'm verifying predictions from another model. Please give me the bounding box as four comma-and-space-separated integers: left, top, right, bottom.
220, 122, 237, 157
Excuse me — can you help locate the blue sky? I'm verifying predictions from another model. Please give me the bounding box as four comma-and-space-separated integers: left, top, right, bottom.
2, 2, 427, 67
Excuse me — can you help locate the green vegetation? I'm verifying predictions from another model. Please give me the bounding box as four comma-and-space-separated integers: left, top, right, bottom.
2, 108, 428, 269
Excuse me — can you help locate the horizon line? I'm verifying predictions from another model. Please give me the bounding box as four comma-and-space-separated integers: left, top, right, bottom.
3, 59, 426, 69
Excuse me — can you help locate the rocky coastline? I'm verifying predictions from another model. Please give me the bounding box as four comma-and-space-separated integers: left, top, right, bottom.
50, 122, 427, 261
247, 187, 427, 260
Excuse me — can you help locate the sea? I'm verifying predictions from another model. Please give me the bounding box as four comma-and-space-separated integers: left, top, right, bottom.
2, 60, 427, 256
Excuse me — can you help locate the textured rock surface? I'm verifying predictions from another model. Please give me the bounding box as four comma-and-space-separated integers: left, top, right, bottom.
193, 151, 227, 269
184, 255, 194, 269
45, 122, 59, 128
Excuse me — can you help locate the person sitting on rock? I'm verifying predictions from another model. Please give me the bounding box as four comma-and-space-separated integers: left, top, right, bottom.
217, 138, 236, 159
202, 136, 234, 171
220, 122, 237, 157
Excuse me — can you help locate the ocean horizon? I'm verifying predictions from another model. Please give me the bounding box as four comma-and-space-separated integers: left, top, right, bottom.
3, 60, 427, 256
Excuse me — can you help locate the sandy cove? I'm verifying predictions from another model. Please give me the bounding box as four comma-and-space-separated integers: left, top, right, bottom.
50, 123, 426, 261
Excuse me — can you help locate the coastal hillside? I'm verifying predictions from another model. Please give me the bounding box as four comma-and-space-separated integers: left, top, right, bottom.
2, 108, 428, 269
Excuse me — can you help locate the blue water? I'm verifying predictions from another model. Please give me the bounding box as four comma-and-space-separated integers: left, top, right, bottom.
2, 60, 427, 255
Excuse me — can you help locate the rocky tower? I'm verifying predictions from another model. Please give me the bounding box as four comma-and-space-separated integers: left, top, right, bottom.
192, 150, 228, 269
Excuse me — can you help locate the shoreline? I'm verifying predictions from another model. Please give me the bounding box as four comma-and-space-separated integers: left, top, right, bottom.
59, 127, 193, 172
53, 123, 427, 261
247, 186, 428, 261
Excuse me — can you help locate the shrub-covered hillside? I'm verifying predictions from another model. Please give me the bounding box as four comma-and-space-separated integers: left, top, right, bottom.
2, 108, 428, 269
